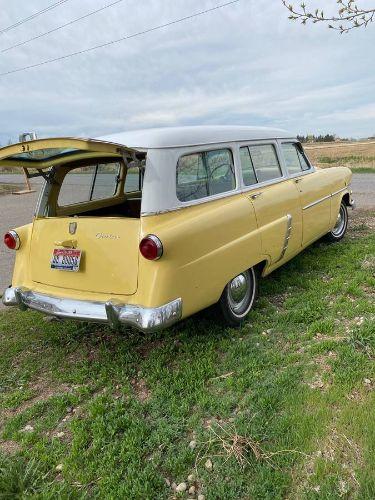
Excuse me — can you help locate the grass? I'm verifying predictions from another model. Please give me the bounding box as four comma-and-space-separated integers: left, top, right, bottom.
0, 184, 20, 195
316, 155, 375, 173
304, 142, 375, 173
0, 211, 374, 499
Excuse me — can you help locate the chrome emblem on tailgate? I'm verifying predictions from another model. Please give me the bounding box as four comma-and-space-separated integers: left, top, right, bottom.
96, 233, 120, 240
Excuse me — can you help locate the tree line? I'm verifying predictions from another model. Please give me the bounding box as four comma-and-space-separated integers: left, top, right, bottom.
297, 133, 337, 143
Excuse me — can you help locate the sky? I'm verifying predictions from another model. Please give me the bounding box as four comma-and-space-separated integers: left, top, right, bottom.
0, 0, 374, 144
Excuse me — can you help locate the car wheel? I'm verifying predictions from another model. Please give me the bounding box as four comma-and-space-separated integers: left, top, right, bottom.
218, 268, 258, 327
325, 201, 348, 242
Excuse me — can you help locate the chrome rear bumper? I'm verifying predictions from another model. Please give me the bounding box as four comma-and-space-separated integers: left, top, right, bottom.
2, 287, 182, 332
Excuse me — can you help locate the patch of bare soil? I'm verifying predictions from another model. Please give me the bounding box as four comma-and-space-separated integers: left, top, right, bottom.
348, 210, 375, 238
361, 255, 375, 272
130, 377, 151, 403
268, 292, 288, 308
361, 285, 375, 299
305, 351, 337, 391
293, 427, 363, 498
0, 439, 22, 454
0, 378, 75, 431
136, 338, 165, 359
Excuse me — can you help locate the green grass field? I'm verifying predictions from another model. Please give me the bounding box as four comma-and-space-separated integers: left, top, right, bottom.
0, 211, 374, 499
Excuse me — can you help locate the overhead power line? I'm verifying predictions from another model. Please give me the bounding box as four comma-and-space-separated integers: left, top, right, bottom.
0, 0, 240, 77
2, 0, 126, 53
0, 0, 72, 35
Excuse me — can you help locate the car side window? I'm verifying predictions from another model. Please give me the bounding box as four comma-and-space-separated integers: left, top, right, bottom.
176, 149, 235, 202
124, 166, 143, 193
240, 147, 258, 186
248, 144, 282, 183
282, 143, 311, 175
297, 144, 311, 171
58, 162, 121, 207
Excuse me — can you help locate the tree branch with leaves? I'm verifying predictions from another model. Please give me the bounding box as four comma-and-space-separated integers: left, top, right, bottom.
282, 0, 375, 33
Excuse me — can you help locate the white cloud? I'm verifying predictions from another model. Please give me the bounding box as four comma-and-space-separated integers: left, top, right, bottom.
0, 0, 374, 144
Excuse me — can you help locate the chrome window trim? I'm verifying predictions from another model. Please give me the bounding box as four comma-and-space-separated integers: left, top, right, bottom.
239, 173, 290, 196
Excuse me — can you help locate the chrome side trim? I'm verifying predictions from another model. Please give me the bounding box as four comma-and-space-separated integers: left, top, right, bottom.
275, 214, 292, 263
2, 287, 182, 332
331, 187, 348, 197
303, 194, 331, 211
303, 187, 349, 211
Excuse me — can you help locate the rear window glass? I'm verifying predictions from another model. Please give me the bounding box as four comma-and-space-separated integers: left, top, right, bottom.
58, 162, 121, 206
247, 144, 282, 183
176, 149, 235, 202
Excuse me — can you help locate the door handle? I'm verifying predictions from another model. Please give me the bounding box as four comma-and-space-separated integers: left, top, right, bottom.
249, 192, 263, 200
294, 178, 303, 184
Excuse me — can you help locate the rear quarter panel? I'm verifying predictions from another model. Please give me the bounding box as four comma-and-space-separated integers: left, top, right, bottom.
138, 193, 264, 318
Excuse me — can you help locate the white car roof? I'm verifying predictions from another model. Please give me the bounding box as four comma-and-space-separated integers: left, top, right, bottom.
99, 125, 294, 149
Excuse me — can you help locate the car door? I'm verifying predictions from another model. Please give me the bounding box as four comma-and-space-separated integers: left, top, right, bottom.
239, 142, 302, 265
280, 142, 332, 246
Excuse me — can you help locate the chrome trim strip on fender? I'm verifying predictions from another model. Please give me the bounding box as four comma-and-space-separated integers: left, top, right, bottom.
275, 214, 293, 263
303, 187, 348, 211
331, 187, 348, 197
303, 194, 331, 211
2, 287, 182, 332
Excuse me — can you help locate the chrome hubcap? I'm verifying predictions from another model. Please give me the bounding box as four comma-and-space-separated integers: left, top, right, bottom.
227, 272, 252, 315
332, 205, 346, 236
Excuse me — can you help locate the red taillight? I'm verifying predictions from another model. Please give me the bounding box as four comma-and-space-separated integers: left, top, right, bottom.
139, 235, 163, 260
4, 231, 20, 250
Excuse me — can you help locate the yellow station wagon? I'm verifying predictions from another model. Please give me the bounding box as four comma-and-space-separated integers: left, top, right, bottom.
1, 126, 354, 331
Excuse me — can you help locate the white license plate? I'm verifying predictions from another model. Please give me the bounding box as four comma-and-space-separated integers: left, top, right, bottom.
51, 248, 82, 272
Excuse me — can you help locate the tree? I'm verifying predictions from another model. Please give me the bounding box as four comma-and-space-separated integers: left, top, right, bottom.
283, 0, 375, 33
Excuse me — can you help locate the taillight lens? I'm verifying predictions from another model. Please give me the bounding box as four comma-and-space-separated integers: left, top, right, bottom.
139, 235, 163, 260
4, 230, 20, 250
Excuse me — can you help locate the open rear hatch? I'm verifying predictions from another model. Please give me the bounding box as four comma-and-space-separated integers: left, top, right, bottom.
0, 137, 143, 296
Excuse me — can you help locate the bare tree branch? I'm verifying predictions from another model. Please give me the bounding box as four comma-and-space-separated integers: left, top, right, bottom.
282, 0, 375, 33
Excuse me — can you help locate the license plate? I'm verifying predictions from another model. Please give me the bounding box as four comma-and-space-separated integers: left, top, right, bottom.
51, 248, 82, 272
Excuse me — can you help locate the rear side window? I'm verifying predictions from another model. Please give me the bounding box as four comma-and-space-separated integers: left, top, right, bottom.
124, 166, 142, 193
176, 149, 235, 202
282, 143, 311, 174
247, 144, 282, 183
58, 162, 121, 207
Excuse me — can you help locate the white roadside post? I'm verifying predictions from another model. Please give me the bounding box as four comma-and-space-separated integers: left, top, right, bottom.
12, 132, 37, 195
